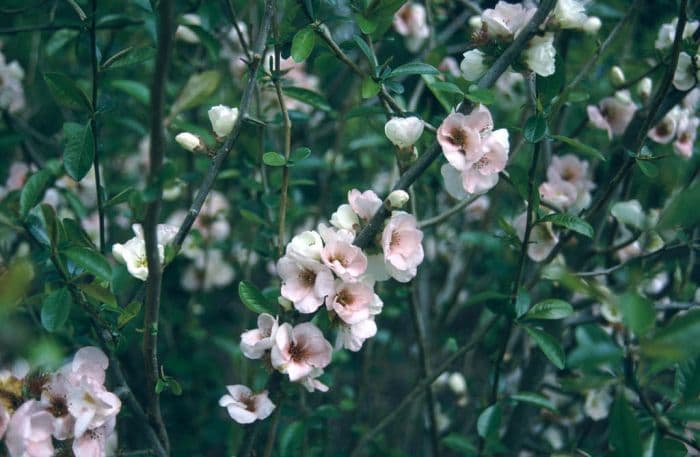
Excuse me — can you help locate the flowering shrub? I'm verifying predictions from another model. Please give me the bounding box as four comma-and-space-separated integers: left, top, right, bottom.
1, 0, 700, 456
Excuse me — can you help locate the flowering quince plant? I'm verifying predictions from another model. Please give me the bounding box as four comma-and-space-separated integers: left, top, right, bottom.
3, 0, 700, 456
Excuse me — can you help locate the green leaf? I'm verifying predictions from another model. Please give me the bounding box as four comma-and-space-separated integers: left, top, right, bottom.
263, 152, 287, 167
118, 301, 143, 328
239, 209, 268, 226
63, 247, 112, 282
427, 81, 464, 95
523, 114, 547, 143
442, 434, 476, 454
539, 213, 594, 238
548, 134, 606, 161
642, 308, 700, 364
609, 393, 643, 457
283, 86, 332, 111
291, 27, 315, 62
43, 72, 92, 112
388, 62, 440, 78
353, 35, 377, 70
524, 299, 573, 320
515, 290, 531, 318
63, 122, 94, 181
619, 292, 655, 335
524, 325, 565, 369
19, 170, 53, 218
109, 80, 150, 105
40, 204, 60, 248
41, 288, 72, 332
291, 147, 311, 162
676, 357, 700, 401
104, 187, 136, 208
509, 392, 557, 411
361, 77, 380, 99
354, 13, 377, 34
465, 86, 496, 105
169, 70, 221, 118
238, 281, 277, 314
102, 46, 156, 70
476, 403, 501, 439
636, 159, 659, 178
568, 325, 623, 368
279, 421, 305, 457
657, 181, 700, 231
667, 402, 700, 421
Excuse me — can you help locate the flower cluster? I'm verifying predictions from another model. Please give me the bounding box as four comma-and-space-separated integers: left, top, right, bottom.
437, 105, 510, 196
175, 104, 239, 153
538, 154, 595, 214
0, 347, 120, 457
0, 49, 25, 114
222, 189, 425, 423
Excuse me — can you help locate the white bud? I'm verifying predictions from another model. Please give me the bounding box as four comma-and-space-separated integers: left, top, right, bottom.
278, 296, 293, 311
208, 105, 239, 137
175, 132, 204, 152
583, 16, 602, 34
460, 49, 487, 82
384, 116, 424, 149
468, 16, 483, 30
610, 66, 625, 86
447, 373, 467, 396
637, 77, 652, 99
387, 190, 410, 209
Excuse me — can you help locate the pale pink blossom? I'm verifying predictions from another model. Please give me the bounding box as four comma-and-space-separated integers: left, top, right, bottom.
547, 155, 593, 191
438, 57, 461, 77
382, 212, 424, 282
586, 92, 636, 138
481, 1, 535, 39
69, 346, 109, 385
539, 180, 578, 209
219, 385, 275, 424
319, 225, 367, 280
514, 212, 559, 262
5, 400, 54, 457
393, 3, 430, 52
524, 33, 556, 77
0, 402, 9, 440
300, 368, 329, 393
437, 107, 494, 170
278, 256, 335, 313
441, 163, 469, 200
72, 417, 117, 457
40, 373, 75, 440
0, 51, 26, 114
5, 162, 29, 190
286, 230, 324, 261
674, 111, 699, 158
337, 317, 378, 352
542, 154, 595, 212
240, 313, 279, 359
328, 280, 375, 324
465, 195, 491, 221
648, 108, 679, 144
271, 322, 333, 382
67, 376, 121, 438
330, 204, 360, 232
458, 129, 510, 194
348, 189, 382, 220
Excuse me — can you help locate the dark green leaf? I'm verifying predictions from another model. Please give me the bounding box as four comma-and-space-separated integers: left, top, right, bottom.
353, 35, 377, 70
40, 204, 60, 248
642, 309, 700, 363
291, 147, 311, 162
283, 87, 332, 111
477, 403, 501, 439
279, 421, 305, 457
291, 27, 315, 62
20, 170, 53, 218
523, 114, 547, 143
524, 325, 565, 369
676, 357, 700, 401
667, 402, 700, 421
43, 72, 92, 112
515, 290, 531, 318
388, 62, 440, 78
102, 46, 156, 70
63, 247, 112, 282
465, 86, 496, 105
509, 392, 557, 411
442, 434, 476, 454
169, 71, 221, 117
549, 134, 606, 161
104, 187, 136, 208
636, 159, 659, 178
657, 180, 700, 231
524, 299, 573, 320
63, 122, 94, 181
609, 393, 642, 457
428, 81, 464, 95
354, 13, 377, 34
539, 213, 594, 238
109, 80, 150, 105
238, 281, 277, 314
263, 152, 287, 167
41, 288, 72, 332
568, 325, 623, 368
619, 292, 655, 335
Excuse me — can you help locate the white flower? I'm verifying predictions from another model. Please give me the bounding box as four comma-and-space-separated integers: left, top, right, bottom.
286, 230, 324, 261
112, 224, 178, 281
387, 190, 410, 209
240, 314, 279, 359
175, 132, 204, 152
0, 52, 26, 113
330, 204, 360, 232
583, 16, 602, 34
447, 373, 467, 396
208, 105, 239, 137
219, 385, 275, 424
460, 50, 487, 82
175, 14, 202, 43
525, 33, 556, 77
67, 377, 121, 438
655, 18, 700, 50
384, 116, 424, 149
584, 389, 612, 421
553, 0, 588, 30
482, 1, 535, 39
673, 52, 696, 91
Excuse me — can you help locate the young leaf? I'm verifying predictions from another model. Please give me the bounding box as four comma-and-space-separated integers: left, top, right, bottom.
169, 70, 221, 117
63, 121, 95, 181
291, 147, 311, 162
509, 392, 557, 411
41, 288, 72, 332
19, 170, 53, 218
263, 152, 287, 167
619, 292, 655, 335
476, 403, 502, 439
118, 301, 143, 328
63, 247, 112, 282
539, 213, 594, 238
361, 77, 380, 99
388, 62, 440, 78
291, 27, 315, 62
523, 114, 547, 143
43, 72, 92, 112
524, 299, 573, 320
523, 325, 565, 369
238, 281, 277, 314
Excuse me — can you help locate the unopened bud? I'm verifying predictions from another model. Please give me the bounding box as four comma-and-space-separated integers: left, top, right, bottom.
208, 104, 239, 138
637, 77, 652, 100
387, 190, 410, 209
468, 16, 483, 30
384, 116, 424, 149
175, 132, 205, 152
448, 373, 467, 396
610, 66, 625, 86
583, 16, 602, 35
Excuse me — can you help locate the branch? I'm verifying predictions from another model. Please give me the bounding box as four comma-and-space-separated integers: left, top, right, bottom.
89, 0, 106, 253
0, 19, 144, 34
575, 242, 694, 277
142, 0, 175, 452
419, 194, 481, 229
171, 0, 274, 249
353, 0, 557, 249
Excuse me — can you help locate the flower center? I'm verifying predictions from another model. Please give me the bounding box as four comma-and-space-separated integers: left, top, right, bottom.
472, 155, 490, 171
390, 231, 401, 249
337, 289, 352, 306
299, 268, 316, 287
50, 396, 69, 418
330, 252, 348, 266
242, 395, 257, 412
561, 168, 575, 181
289, 341, 307, 363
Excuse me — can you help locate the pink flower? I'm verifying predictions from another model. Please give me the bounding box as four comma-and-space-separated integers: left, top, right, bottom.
437, 108, 494, 171
69, 347, 109, 385
547, 155, 593, 191
300, 368, 329, 393
337, 317, 378, 352
240, 313, 279, 359
674, 112, 699, 158
481, 1, 535, 39
219, 385, 275, 424
5, 162, 29, 190
5, 400, 54, 457
328, 280, 375, 324
72, 417, 117, 457
648, 109, 679, 144
539, 180, 578, 209
382, 212, 424, 282
40, 373, 75, 440
330, 204, 360, 232
271, 322, 333, 382
514, 212, 559, 262
319, 225, 368, 280
349, 189, 382, 220
67, 376, 121, 438
459, 129, 510, 194
393, 3, 430, 52
278, 256, 335, 313
586, 92, 636, 139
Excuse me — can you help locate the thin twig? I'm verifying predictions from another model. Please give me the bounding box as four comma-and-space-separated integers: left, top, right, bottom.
89, 0, 106, 253
142, 0, 175, 452
419, 194, 481, 229
575, 242, 694, 277
0, 19, 144, 34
